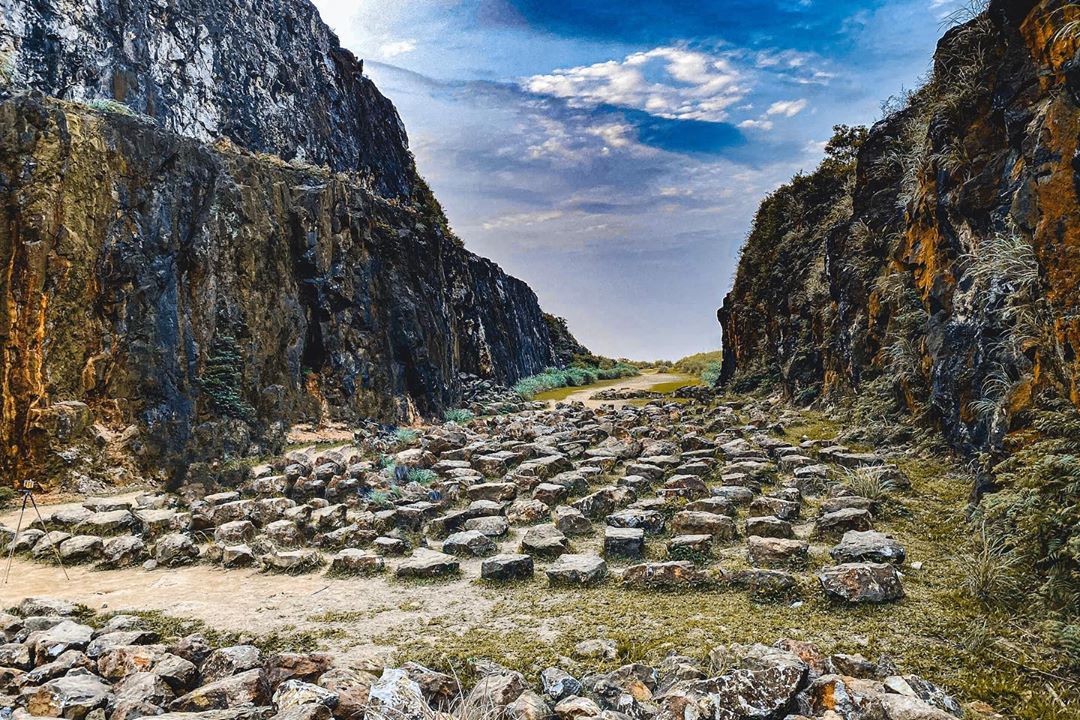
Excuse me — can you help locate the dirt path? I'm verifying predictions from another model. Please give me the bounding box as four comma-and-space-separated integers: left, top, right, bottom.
0, 553, 504, 667
551, 372, 694, 409
0, 495, 551, 668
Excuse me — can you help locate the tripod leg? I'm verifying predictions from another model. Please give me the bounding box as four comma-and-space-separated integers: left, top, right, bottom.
3, 493, 29, 585
28, 493, 69, 581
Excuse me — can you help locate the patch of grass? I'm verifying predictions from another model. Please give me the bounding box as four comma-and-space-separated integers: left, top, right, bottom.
407, 468, 437, 486
841, 467, 897, 503
515, 364, 638, 400
783, 411, 842, 442
83, 608, 340, 654
394, 428, 419, 444
533, 376, 633, 403
444, 409, 474, 424
646, 374, 702, 394
960, 524, 1022, 607
83, 98, 153, 123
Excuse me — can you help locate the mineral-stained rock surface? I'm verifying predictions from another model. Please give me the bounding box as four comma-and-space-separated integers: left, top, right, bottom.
717, 0, 1080, 454
0, 0, 570, 484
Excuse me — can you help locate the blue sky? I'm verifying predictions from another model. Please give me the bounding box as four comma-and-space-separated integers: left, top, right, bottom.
312, 0, 968, 360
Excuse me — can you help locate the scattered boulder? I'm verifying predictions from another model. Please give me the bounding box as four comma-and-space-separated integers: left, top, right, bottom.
546, 554, 608, 586
819, 563, 905, 604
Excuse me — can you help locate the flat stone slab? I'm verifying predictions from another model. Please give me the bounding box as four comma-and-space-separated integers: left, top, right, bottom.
395, 549, 460, 579
521, 525, 570, 557
747, 536, 808, 569
672, 511, 737, 541
442, 530, 497, 557
546, 554, 607, 586
830, 530, 906, 565
606, 509, 665, 534
814, 508, 873, 537
329, 549, 385, 576
745, 516, 793, 539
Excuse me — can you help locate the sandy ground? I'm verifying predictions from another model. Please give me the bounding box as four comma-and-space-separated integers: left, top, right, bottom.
551, 372, 693, 409
0, 496, 569, 667
0, 553, 502, 666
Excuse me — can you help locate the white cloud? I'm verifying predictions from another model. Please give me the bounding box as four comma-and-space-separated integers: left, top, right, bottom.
379, 39, 417, 57
482, 210, 564, 231
766, 99, 808, 117
524, 47, 746, 123
738, 118, 774, 131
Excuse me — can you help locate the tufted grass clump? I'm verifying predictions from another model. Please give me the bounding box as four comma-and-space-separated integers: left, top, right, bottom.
444, 408, 474, 424
394, 428, 419, 444
406, 468, 437, 486
842, 467, 896, 503
961, 524, 1022, 606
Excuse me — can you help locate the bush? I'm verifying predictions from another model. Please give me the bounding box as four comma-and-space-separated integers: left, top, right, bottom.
83, 98, 154, 123
513, 364, 638, 400
443, 409, 474, 424
981, 398, 1080, 617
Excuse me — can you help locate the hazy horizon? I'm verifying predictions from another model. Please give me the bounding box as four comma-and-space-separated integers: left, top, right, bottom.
311, 0, 971, 361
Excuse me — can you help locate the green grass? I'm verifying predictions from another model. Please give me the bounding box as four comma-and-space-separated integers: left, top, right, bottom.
515, 364, 638, 400
364, 449, 1079, 718
645, 374, 701, 394
533, 376, 635, 403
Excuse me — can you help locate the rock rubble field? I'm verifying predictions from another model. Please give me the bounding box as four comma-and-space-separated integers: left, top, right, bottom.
0, 389, 1003, 719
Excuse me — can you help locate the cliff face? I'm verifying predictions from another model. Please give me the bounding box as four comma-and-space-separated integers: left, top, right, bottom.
0, 0, 413, 197
719, 0, 1080, 454
0, 0, 567, 483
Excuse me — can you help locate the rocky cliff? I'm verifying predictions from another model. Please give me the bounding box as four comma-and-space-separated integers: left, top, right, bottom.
0, 0, 413, 197
0, 0, 568, 483
720, 0, 1080, 454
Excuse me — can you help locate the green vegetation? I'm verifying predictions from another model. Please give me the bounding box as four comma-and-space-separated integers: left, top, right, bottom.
394, 428, 419, 444
644, 375, 701, 395
406, 468, 437, 486
979, 398, 1080, 667
514, 364, 638, 400
200, 332, 255, 422
364, 433, 1077, 718
673, 351, 722, 375
82, 98, 154, 123
74, 607, 340, 654
443, 408, 474, 424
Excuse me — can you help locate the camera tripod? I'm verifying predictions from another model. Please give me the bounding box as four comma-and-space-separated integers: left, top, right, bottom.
3, 480, 69, 584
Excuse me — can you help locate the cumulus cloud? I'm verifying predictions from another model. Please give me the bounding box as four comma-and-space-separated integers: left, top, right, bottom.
524, 47, 746, 123
766, 99, 808, 117
738, 118, 774, 131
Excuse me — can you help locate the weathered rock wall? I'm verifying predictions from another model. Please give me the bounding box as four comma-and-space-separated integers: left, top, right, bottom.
719, 0, 1080, 453
0, 95, 557, 482
0, 0, 413, 197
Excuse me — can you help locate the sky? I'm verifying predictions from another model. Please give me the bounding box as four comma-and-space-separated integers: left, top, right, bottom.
311, 0, 971, 361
